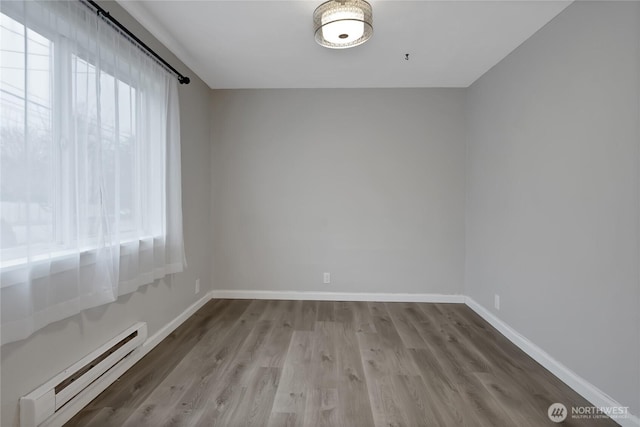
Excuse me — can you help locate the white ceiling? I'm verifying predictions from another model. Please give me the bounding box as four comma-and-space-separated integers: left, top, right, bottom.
118, 0, 571, 89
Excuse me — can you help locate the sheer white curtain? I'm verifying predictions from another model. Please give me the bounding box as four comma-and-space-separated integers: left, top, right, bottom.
0, 0, 185, 344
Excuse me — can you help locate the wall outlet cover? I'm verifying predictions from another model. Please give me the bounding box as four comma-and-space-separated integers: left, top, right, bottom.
323, 272, 331, 284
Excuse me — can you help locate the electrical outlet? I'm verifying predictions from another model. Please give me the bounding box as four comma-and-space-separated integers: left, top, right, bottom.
494, 294, 500, 310
323, 272, 331, 284
195, 278, 200, 294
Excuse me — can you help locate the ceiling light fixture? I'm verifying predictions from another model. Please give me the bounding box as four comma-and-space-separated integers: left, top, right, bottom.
313, 0, 373, 49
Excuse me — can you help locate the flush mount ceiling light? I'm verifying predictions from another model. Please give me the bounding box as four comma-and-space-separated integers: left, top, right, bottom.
313, 0, 373, 49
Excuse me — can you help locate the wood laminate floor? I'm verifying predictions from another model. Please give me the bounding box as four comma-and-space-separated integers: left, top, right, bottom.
67, 300, 618, 426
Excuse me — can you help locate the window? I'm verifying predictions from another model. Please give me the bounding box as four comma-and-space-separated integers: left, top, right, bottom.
1, 13, 54, 262
0, 1, 184, 345
1, 11, 151, 266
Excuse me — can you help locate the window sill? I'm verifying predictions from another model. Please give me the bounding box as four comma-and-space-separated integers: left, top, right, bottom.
0, 235, 161, 288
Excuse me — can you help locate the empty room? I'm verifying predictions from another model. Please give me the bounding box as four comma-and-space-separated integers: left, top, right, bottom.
0, 0, 638, 426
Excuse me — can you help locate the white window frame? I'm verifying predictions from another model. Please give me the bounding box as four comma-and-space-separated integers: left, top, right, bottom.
0, 7, 158, 278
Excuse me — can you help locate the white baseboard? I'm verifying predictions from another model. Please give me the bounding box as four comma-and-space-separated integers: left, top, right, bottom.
464, 297, 639, 427
144, 290, 213, 350
210, 289, 465, 303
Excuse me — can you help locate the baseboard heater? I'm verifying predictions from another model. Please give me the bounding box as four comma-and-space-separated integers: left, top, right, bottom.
20, 322, 147, 427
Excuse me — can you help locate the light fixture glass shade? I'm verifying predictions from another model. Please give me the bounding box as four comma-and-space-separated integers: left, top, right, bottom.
313, 0, 373, 49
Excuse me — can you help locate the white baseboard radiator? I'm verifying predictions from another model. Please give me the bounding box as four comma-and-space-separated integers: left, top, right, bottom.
20, 322, 147, 427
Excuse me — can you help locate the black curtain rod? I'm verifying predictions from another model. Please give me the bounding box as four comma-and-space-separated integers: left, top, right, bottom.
83, 0, 190, 84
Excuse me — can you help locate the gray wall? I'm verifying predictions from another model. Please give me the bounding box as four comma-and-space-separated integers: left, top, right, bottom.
211, 89, 466, 295
0, 2, 212, 426
465, 1, 640, 414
